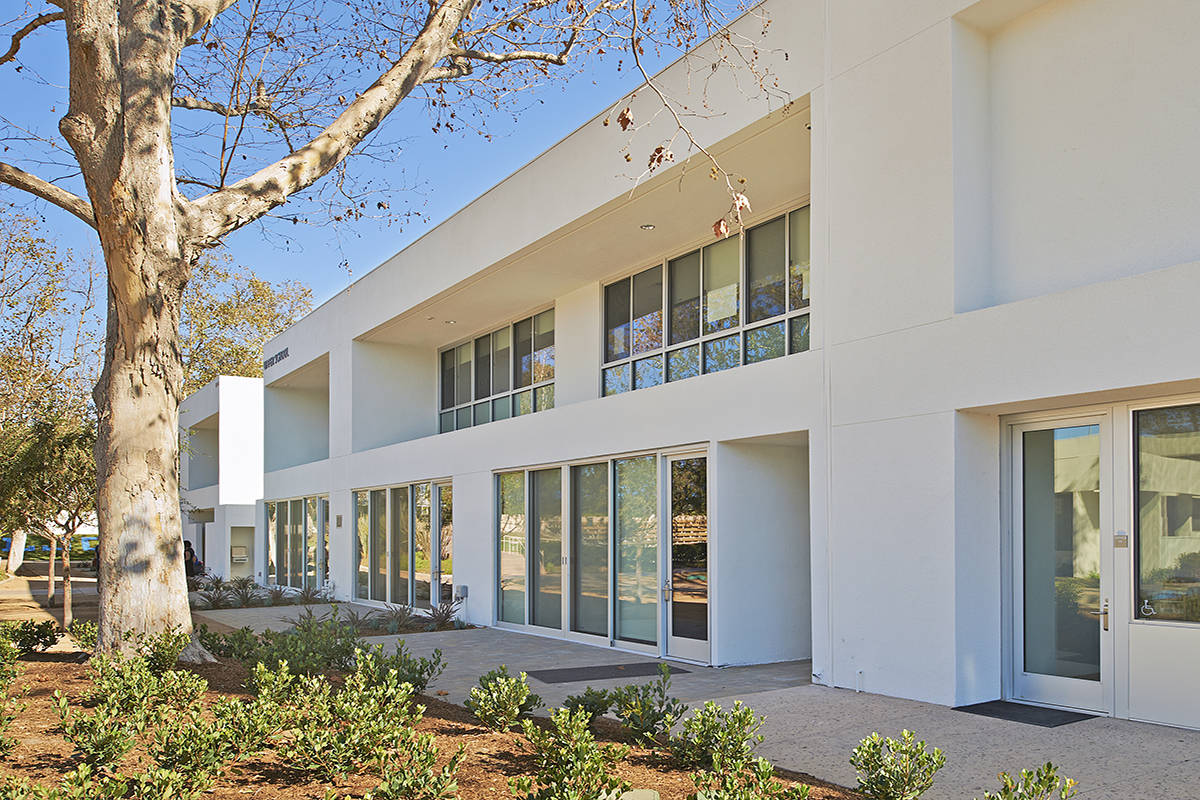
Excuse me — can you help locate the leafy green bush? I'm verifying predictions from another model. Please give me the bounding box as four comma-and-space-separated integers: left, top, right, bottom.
689, 754, 811, 800
365, 732, 466, 800
509, 707, 631, 800
82, 653, 208, 732
670, 700, 763, 771
562, 687, 612, 726
68, 620, 98, 652
850, 730, 945, 800
355, 643, 445, 694
0, 620, 61, 654
610, 663, 688, 743
196, 624, 260, 661
0, 764, 128, 800
256, 605, 364, 674
0, 682, 26, 755
131, 627, 192, 674
147, 712, 236, 791
0, 638, 19, 684
464, 665, 543, 732
278, 650, 422, 781
54, 692, 137, 767
976, 763, 1077, 800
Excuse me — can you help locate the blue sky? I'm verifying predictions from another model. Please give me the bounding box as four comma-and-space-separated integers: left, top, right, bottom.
1, 9, 685, 308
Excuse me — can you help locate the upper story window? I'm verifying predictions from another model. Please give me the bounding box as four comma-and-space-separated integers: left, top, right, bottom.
439, 308, 555, 433
603, 205, 810, 395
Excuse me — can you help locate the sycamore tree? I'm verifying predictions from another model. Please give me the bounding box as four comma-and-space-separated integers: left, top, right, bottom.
1, 0, 768, 654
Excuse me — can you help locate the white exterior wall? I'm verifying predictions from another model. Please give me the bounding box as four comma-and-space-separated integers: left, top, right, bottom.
256, 0, 1200, 724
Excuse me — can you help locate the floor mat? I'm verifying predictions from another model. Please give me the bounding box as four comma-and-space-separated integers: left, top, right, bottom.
953, 700, 1096, 727
525, 662, 690, 684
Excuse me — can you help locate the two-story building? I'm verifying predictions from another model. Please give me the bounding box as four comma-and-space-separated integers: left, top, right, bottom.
253, 0, 1200, 730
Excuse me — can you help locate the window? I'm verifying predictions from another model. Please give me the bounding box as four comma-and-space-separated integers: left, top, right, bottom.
266, 495, 329, 590
603, 206, 811, 395
439, 308, 554, 433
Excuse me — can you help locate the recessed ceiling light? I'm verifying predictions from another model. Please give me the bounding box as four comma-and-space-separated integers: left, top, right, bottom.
445, 320, 456, 324
426, 315, 435, 321
640, 224, 655, 231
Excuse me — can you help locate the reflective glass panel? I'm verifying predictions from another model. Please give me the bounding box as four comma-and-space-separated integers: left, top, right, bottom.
604, 364, 630, 396
267, 502, 277, 585
305, 497, 319, 589
370, 489, 386, 602
671, 457, 708, 641
535, 384, 555, 412
355, 492, 369, 599
497, 472, 527, 624
605, 278, 631, 362
668, 251, 700, 345
746, 217, 786, 322
634, 355, 663, 390
289, 498, 303, 588
746, 322, 786, 364
514, 390, 533, 417
455, 344, 472, 406
789, 206, 811, 311
1136, 404, 1200, 623
437, 485, 453, 606
1022, 426, 1101, 680
790, 315, 810, 354
456, 407, 472, 430
572, 463, 609, 637
492, 395, 512, 421
439, 412, 454, 434
667, 345, 700, 382
492, 328, 511, 393
704, 334, 740, 373
390, 486, 410, 605
531, 468, 563, 630
475, 334, 491, 400
703, 237, 740, 334
414, 483, 432, 609
533, 309, 555, 383
474, 402, 491, 426
276, 500, 288, 588
514, 317, 533, 388
631, 266, 663, 355
322, 499, 330, 582
615, 456, 658, 645
440, 350, 455, 410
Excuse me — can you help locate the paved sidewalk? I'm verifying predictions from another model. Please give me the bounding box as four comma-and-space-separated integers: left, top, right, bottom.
191, 606, 1200, 799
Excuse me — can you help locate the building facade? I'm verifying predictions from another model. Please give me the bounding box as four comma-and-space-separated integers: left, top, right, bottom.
252, 0, 1200, 729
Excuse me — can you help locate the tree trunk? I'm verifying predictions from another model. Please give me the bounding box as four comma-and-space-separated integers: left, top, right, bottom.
6, 529, 26, 573
61, 541, 73, 631
47, 537, 57, 608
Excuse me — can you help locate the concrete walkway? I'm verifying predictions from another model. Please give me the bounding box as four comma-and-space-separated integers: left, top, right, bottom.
190, 605, 1200, 799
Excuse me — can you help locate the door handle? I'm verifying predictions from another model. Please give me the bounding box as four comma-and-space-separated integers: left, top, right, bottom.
1087, 599, 1110, 631
662, 582, 671, 601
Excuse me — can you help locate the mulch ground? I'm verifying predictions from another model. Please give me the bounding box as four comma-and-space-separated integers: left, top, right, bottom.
2, 654, 862, 800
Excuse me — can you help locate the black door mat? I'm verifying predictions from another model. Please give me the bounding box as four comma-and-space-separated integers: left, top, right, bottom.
525, 663, 690, 684
954, 700, 1095, 728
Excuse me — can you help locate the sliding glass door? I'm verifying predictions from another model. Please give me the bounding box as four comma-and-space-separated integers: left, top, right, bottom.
352, 482, 453, 610
666, 455, 709, 661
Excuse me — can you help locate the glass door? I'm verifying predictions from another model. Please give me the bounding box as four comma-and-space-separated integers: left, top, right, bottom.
569, 463, 610, 642
435, 483, 454, 606
1011, 418, 1112, 713
666, 455, 710, 662
615, 455, 659, 649
413, 483, 433, 609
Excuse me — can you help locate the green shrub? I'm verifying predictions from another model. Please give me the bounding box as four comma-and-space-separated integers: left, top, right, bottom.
0, 620, 61, 654
0, 638, 19, 684
976, 763, 1077, 800
131, 627, 192, 674
0, 764, 128, 800
689, 754, 810, 800
354, 643, 445, 694
0, 689, 26, 756
670, 700, 763, 771
370, 604, 418, 635
365, 732, 466, 800
278, 651, 422, 781
562, 687, 612, 726
129, 767, 208, 800
850, 730, 945, 800
256, 605, 364, 674
196, 624, 260, 661
464, 665, 543, 732
146, 712, 237, 791
228, 577, 263, 608
509, 707, 631, 800
54, 692, 137, 768
67, 620, 98, 652
83, 652, 207, 732
610, 663, 688, 743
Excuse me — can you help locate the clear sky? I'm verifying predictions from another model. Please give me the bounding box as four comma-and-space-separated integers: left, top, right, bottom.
1, 8, 685, 308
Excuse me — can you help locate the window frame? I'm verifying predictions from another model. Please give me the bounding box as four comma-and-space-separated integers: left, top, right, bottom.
438, 305, 556, 434
601, 204, 812, 396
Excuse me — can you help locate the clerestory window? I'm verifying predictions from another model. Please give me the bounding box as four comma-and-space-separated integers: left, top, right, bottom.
439, 308, 555, 433
602, 205, 810, 395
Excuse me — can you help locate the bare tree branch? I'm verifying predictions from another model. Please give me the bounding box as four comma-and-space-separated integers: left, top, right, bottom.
0, 11, 64, 67
0, 161, 96, 229
172, 93, 291, 135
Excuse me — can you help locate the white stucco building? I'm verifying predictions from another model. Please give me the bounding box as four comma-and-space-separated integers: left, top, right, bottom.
180, 376, 264, 580
248, 0, 1200, 730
